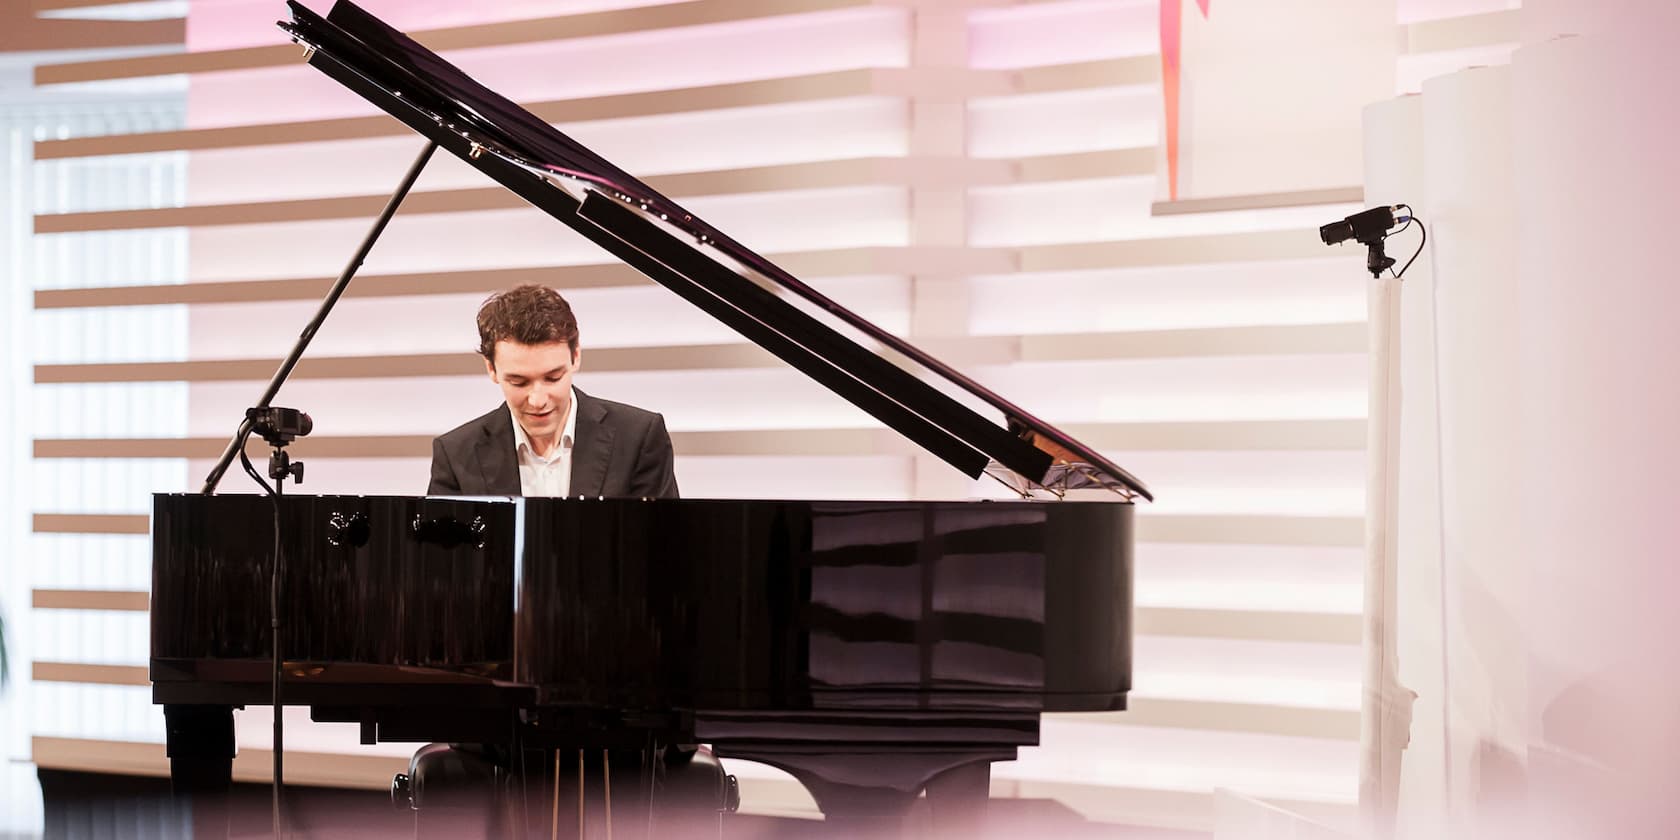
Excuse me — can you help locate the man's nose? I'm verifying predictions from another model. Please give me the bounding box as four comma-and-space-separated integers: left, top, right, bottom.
526, 389, 550, 408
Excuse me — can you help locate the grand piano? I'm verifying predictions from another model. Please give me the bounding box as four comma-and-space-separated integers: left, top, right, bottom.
150, 0, 1151, 834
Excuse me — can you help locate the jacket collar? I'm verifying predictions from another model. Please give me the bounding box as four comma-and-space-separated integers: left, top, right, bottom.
473, 403, 521, 495
567, 388, 613, 497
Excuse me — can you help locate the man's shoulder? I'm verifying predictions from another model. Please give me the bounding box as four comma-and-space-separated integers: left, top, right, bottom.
436, 404, 507, 448
579, 390, 663, 427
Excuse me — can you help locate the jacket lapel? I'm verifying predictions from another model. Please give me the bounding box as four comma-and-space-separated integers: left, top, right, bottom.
569, 389, 613, 497
475, 404, 522, 496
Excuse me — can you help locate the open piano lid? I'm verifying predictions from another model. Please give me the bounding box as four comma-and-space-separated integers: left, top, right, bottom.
279, 0, 1150, 501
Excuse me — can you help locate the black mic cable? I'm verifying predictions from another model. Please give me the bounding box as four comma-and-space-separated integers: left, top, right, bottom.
238, 445, 286, 839
1386, 204, 1429, 280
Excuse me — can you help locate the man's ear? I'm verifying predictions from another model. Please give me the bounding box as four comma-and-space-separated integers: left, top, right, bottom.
484, 356, 497, 382
571, 346, 582, 375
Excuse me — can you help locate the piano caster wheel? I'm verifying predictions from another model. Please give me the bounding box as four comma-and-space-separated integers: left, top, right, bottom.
392, 772, 415, 811
720, 774, 740, 813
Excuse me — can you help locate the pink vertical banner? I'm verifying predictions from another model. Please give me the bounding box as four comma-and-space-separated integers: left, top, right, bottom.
1158, 0, 1210, 201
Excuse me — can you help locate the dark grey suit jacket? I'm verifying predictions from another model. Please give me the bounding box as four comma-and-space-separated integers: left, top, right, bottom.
427, 388, 679, 498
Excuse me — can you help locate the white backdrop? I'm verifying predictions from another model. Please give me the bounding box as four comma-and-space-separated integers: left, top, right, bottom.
1362, 0, 1680, 836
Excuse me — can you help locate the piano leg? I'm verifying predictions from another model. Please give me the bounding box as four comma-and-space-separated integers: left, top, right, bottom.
162, 704, 235, 839
716, 746, 1012, 835
925, 760, 991, 834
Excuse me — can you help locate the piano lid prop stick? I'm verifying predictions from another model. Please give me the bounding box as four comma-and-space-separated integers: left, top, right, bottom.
198, 140, 436, 494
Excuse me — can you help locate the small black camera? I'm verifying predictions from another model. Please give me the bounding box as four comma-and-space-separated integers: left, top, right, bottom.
1320, 205, 1398, 246
246, 406, 313, 445
1320, 205, 1416, 277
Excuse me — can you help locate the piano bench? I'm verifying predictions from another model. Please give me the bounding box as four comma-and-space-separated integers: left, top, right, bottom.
395, 742, 504, 812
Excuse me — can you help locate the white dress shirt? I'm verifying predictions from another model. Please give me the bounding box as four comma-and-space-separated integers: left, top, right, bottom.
510, 387, 577, 497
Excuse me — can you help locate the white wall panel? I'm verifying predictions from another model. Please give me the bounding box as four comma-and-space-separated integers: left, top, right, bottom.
1137, 543, 1362, 613
1018, 719, 1357, 802
1136, 636, 1361, 710
1171, 0, 1395, 200
972, 355, 1367, 422
186, 96, 910, 203
969, 177, 1362, 246
188, 0, 676, 52
28, 683, 164, 743
31, 227, 187, 290
1108, 451, 1365, 517
970, 260, 1366, 335
1397, 44, 1520, 94
27, 534, 153, 592
669, 455, 913, 500
32, 382, 189, 439
30, 611, 150, 666
969, 0, 1156, 68
185, 187, 909, 281
32, 459, 187, 514
968, 87, 1159, 158
33, 151, 186, 213
1512, 13, 1680, 836
32, 305, 188, 365
1398, 0, 1519, 24
179, 275, 910, 360
187, 8, 912, 128
194, 367, 892, 437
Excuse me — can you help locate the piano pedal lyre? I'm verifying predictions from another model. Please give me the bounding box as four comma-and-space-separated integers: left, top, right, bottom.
549, 750, 564, 840
551, 749, 615, 840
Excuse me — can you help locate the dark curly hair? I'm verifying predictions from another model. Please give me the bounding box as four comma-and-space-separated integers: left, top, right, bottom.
476, 285, 579, 363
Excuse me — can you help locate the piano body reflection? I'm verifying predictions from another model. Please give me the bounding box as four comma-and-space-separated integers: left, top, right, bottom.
151, 0, 1151, 829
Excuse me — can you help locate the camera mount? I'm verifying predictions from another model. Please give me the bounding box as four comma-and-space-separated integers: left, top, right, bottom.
246, 406, 311, 486
1365, 241, 1397, 279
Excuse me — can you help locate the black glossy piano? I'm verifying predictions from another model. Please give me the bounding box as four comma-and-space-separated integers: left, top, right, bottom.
150, 0, 1151, 833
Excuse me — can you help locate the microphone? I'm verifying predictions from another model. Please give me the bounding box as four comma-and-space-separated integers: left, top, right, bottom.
1320, 205, 1402, 246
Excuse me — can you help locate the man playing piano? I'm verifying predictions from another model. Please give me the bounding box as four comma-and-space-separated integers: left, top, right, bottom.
427, 283, 679, 499
417, 284, 713, 835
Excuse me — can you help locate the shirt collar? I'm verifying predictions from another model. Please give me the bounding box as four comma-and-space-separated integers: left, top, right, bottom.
509, 386, 577, 463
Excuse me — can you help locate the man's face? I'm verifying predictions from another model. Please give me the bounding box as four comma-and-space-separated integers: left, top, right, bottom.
487, 339, 580, 443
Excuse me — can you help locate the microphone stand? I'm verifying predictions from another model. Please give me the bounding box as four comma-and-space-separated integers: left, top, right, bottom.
200, 140, 437, 494
192, 140, 436, 840
239, 430, 302, 839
